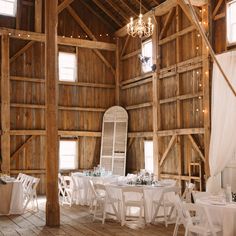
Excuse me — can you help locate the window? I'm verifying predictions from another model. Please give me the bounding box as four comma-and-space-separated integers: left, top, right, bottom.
227, 0, 236, 44
0, 0, 17, 17
58, 52, 77, 82
144, 141, 153, 173
59, 140, 78, 170
141, 39, 153, 73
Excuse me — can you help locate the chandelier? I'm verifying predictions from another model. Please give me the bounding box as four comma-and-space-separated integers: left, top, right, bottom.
127, 0, 154, 38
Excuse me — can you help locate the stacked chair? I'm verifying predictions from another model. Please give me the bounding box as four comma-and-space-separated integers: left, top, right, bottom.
16, 173, 40, 211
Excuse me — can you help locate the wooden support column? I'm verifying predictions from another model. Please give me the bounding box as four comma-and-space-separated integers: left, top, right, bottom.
1, 35, 10, 175
115, 38, 120, 105
152, 16, 161, 179
35, 0, 42, 32
202, 3, 210, 179
176, 5, 182, 185
45, 0, 60, 226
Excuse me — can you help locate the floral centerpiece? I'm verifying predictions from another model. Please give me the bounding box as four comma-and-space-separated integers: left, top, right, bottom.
127, 171, 154, 185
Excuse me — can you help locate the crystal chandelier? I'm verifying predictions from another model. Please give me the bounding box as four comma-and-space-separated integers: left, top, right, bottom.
127, 0, 154, 38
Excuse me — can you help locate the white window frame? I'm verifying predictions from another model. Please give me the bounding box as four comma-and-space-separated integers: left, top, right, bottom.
0, 0, 17, 17
141, 39, 153, 73
58, 52, 77, 82
59, 140, 78, 170
144, 140, 154, 173
227, 0, 236, 45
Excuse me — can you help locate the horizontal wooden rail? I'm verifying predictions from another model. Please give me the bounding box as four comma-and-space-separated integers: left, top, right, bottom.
126, 102, 153, 111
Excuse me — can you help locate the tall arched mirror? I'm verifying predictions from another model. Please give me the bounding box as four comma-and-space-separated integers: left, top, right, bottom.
100, 106, 128, 176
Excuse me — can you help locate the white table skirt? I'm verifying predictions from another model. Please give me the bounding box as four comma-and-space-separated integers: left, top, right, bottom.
197, 198, 236, 236
0, 181, 24, 215
71, 173, 120, 206
105, 184, 174, 223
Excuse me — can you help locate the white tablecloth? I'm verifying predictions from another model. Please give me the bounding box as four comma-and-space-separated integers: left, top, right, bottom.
71, 173, 120, 206
197, 197, 236, 236
0, 181, 24, 215
105, 184, 174, 223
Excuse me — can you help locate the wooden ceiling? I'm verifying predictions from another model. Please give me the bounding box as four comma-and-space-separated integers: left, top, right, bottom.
77, 0, 165, 30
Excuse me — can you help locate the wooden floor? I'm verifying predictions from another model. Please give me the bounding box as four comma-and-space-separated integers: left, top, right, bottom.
0, 197, 184, 236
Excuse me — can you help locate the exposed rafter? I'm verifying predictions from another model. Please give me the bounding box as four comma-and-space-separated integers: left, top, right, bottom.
92, 0, 123, 27
106, 0, 129, 22
58, 0, 74, 14
121, 0, 139, 17
133, 0, 149, 12
80, 0, 115, 31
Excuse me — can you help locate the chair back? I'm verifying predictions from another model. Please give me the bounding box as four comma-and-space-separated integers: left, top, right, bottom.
121, 186, 144, 203
182, 182, 195, 203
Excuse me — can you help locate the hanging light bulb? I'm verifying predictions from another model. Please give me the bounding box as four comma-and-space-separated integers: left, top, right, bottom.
127, 0, 154, 38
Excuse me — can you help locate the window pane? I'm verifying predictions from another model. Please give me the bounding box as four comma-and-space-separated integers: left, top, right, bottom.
144, 141, 153, 173
59, 52, 77, 82
227, 1, 236, 43
0, 0, 17, 17
142, 40, 152, 73
59, 141, 78, 170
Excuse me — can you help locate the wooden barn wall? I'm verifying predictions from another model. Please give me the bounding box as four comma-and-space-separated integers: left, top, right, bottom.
119, 35, 153, 174
119, 3, 210, 190
0, 1, 116, 194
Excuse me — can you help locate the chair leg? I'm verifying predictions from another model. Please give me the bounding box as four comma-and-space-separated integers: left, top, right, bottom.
102, 202, 106, 224
151, 203, 161, 224
164, 205, 167, 227
173, 218, 180, 236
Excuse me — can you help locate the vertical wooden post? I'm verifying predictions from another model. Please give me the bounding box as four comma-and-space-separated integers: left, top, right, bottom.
176, 5, 182, 185
45, 0, 60, 226
202, 4, 210, 179
35, 0, 42, 33
152, 16, 161, 179
1, 35, 10, 175
115, 38, 120, 105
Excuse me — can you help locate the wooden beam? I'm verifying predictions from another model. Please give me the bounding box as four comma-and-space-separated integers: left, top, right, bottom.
152, 15, 161, 178
212, 0, 224, 18
159, 8, 175, 39
66, 6, 115, 74
45, 0, 60, 226
125, 102, 153, 111
121, 0, 139, 17
157, 128, 205, 136
16, 0, 22, 29
10, 41, 35, 64
11, 76, 45, 83
133, 0, 149, 12
188, 135, 205, 163
121, 35, 130, 57
115, 38, 120, 105
120, 71, 153, 86
0, 28, 116, 51
1, 35, 10, 175
121, 77, 153, 90
58, 106, 105, 112
213, 12, 225, 21
106, 0, 130, 22
92, 0, 123, 27
160, 135, 177, 166
35, 0, 42, 32
10, 136, 35, 160
58, 0, 74, 14
121, 49, 141, 60
128, 132, 153, 138
80, 0, 115, 31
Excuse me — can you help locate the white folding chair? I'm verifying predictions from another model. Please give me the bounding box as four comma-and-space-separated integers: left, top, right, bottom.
89, 180, 106, 223
181, 182, 195, 203
71, 175, 84, 205
23, 176, 40, 211
58, 173, 66, 205
16, 173, 25, 182
152, 186, 180, 227
121, 186, 145, 227
173, 195, 222, 236
62, 176, 73, 206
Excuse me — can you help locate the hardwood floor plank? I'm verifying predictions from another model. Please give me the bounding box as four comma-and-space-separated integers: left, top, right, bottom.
0, 197, 185, 236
